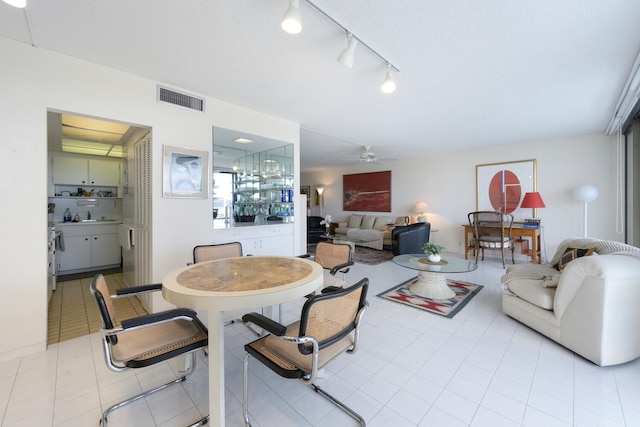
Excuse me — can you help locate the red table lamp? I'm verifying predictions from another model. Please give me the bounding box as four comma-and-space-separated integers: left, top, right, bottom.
520, 192, 545, 221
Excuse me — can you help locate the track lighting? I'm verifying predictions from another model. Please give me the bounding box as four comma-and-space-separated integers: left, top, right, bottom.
381, 65, 396, 94
2, 0, 26, 7
280, 0, 399, 92
337, 33, 358, 68
281, 0, 302, 34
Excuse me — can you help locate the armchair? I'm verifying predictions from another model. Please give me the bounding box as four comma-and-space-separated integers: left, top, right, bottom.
90, 274, 209, 426
468, 211, 515, 268
314, 241, 354, 289
391, 222, 431, 255
241, 278, 369, 426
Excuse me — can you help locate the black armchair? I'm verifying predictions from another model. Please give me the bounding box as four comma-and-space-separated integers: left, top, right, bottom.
307, 215, 326, 243
391, 222, 431, 255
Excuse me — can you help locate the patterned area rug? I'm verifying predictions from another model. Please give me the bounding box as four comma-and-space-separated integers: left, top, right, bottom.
377, 277, 483, 318
307, 243, 394, 265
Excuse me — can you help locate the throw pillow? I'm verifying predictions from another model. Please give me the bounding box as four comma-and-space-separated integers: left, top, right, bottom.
361, 215, 376, 229
542, 273, 562, 288
552, 246, 597, 271
348, 214, 363, 228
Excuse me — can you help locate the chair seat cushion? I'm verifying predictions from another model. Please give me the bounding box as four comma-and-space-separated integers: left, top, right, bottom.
479, 236, 513, 248
506, 279, 556, 310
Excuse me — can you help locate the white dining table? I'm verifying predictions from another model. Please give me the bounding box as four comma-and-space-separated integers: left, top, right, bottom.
162, 255, 323, 427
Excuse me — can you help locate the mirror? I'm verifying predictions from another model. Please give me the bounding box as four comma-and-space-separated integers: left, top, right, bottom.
212, 127, 294, 227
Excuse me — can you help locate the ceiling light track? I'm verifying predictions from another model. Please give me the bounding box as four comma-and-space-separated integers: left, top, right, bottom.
281, 0, 399, 93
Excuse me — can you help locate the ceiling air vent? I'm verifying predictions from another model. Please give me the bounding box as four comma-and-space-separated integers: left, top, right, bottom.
157, 85, 205, 112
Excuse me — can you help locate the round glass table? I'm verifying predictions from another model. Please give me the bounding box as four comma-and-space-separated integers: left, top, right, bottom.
393, 254, 478, 300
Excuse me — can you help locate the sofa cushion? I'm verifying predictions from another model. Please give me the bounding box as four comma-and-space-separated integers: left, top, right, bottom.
348, 215, 364, 228
507, 279, 556, 310
347, 228, 383, 241
553, 245, 597, 270
361, 216, 376, 229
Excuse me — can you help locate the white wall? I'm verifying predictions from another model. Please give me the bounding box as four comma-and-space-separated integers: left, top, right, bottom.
0, 38, 300, 361
302, 133, 622, 262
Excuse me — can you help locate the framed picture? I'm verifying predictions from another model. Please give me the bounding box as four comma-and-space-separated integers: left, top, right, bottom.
476, 159, 536, 221
163, 145, 209, 199
300, 185, 310, 208
343, 170, 391, 212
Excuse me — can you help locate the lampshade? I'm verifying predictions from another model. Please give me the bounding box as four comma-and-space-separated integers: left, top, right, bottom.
520, 192, 546, 208
2, 0, 26, 7
316, 186, 324, 195
337, 33, 358, 68
281, 0, 302, 34
414, 202, 428, 223
573, 185, 598, 203
381, 65, 396, 93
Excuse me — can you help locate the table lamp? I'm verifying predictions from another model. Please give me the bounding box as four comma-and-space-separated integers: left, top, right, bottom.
520, 192, 546, 222
414, 202, 428, 223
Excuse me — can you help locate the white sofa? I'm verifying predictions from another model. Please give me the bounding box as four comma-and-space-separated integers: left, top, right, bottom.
501, 238, 640, 366
334, 214, 406, 250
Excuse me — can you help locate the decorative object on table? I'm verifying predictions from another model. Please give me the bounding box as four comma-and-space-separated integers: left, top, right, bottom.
162, 145, 209, 199
319, 214, 333, 235
343, 170, 391, 212
378, 278, 483, 318
414, 201, 429, 223
476, 159, 536, 222
520, 191, 545, 227
573, 184, 598, 237
422, 242, 444, 263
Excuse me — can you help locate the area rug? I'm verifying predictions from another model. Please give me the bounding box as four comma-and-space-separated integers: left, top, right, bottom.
377, 277, 483, 318
307, 243, 394, 265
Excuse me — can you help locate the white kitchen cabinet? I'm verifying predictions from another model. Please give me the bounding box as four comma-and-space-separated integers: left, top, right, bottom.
213, 223, 294, 256
57, 223, 121, 274
52, 155, 120, 186
240, 234, 293, 255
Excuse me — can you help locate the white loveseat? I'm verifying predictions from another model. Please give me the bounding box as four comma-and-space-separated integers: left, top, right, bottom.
501, 238, 640, 366
334, 214, 405, 250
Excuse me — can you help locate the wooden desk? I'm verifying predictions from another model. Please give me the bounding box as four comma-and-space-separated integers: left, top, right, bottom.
463, 224, 542, 264
162, 256, 323, 427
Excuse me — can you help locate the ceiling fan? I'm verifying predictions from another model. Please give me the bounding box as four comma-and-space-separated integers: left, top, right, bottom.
342, 145, 397, 163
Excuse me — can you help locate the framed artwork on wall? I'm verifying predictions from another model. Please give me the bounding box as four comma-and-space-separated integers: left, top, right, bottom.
343, 170, 391, 212
476, 159, 536, 221
162, 145, 209, 199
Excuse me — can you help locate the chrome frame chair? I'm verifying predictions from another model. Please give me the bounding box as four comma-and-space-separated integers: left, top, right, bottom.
241, 278, 369, 427
468, 211, 515, 268
312, 241, 355, 289
90, 274, 209, 426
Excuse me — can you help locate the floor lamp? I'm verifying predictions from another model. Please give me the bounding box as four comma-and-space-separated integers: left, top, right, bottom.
573, 184, 598, 237
316, 186, 325, 217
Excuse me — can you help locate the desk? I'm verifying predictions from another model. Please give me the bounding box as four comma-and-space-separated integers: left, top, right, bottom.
162, 256, 323, 427
463, 224, 542, 264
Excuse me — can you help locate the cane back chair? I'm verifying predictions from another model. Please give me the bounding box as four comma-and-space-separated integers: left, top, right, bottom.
468, 211, 515, 268
313, 241, 354, 289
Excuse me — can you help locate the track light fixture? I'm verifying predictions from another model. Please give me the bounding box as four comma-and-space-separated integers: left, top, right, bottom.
381, 64, 396, 94
281, 0, 302, 34
280, 0, 399, 93
337, 33, 358, 68
2, 0, 26, 7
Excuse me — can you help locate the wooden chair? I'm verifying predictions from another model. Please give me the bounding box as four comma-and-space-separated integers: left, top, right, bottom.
241, 278, 369, 426
468, 211, 515, 268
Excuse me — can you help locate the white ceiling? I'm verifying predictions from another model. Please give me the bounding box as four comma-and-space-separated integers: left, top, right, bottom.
2, 0, 640, 171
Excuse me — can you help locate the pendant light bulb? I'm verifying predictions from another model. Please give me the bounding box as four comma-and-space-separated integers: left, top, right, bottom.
381, 65, 396, 93
281, 0, 302, 34
337, 33, 358, 68
2, 0, 26, 7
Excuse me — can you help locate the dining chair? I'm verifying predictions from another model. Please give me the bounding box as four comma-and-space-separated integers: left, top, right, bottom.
468, 211, 515, 268
241, 278, 369, 427
313, 241, 354, 289
89, 274, 209, 426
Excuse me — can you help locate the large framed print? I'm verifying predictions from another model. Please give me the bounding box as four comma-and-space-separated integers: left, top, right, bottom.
476, 159, 536, 221
163, 145, 210, 199
343, 170, 391, 212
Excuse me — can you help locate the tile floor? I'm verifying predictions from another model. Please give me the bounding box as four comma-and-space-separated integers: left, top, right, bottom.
2, 255, 640, 426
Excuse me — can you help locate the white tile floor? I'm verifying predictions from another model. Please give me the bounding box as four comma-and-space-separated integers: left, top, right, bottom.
2, 255, 640, 427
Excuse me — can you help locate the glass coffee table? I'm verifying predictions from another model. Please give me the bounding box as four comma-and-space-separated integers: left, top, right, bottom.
317, 234, 378, 253
393, 254, 477, 300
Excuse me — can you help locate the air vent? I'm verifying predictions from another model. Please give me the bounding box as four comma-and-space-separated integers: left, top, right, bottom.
157, 85, 205, 112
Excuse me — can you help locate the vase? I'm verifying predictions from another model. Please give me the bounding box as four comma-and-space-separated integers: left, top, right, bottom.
427, 254, 441, 263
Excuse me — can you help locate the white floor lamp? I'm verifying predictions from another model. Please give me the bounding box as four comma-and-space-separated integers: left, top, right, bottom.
316, 186, 325, 217
573, 184, 598, 238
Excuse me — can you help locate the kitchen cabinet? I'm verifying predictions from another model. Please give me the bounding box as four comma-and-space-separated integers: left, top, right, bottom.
52, 155, 120, 187
213, 223, 293, 256
57, 223, 121, 273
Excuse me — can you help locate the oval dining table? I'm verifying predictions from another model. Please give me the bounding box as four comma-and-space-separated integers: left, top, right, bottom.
162, 255, 323, 427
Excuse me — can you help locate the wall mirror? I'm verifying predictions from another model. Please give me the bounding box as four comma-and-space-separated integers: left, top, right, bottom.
212, 127, 294, 226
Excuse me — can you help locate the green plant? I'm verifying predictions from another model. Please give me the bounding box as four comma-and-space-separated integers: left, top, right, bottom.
422, 242, 443, 256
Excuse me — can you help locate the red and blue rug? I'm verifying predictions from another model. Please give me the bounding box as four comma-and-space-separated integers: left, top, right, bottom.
377, 277, 483, 318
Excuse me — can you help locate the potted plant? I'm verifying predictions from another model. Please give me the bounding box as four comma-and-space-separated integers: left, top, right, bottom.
422, 242, 444, 262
